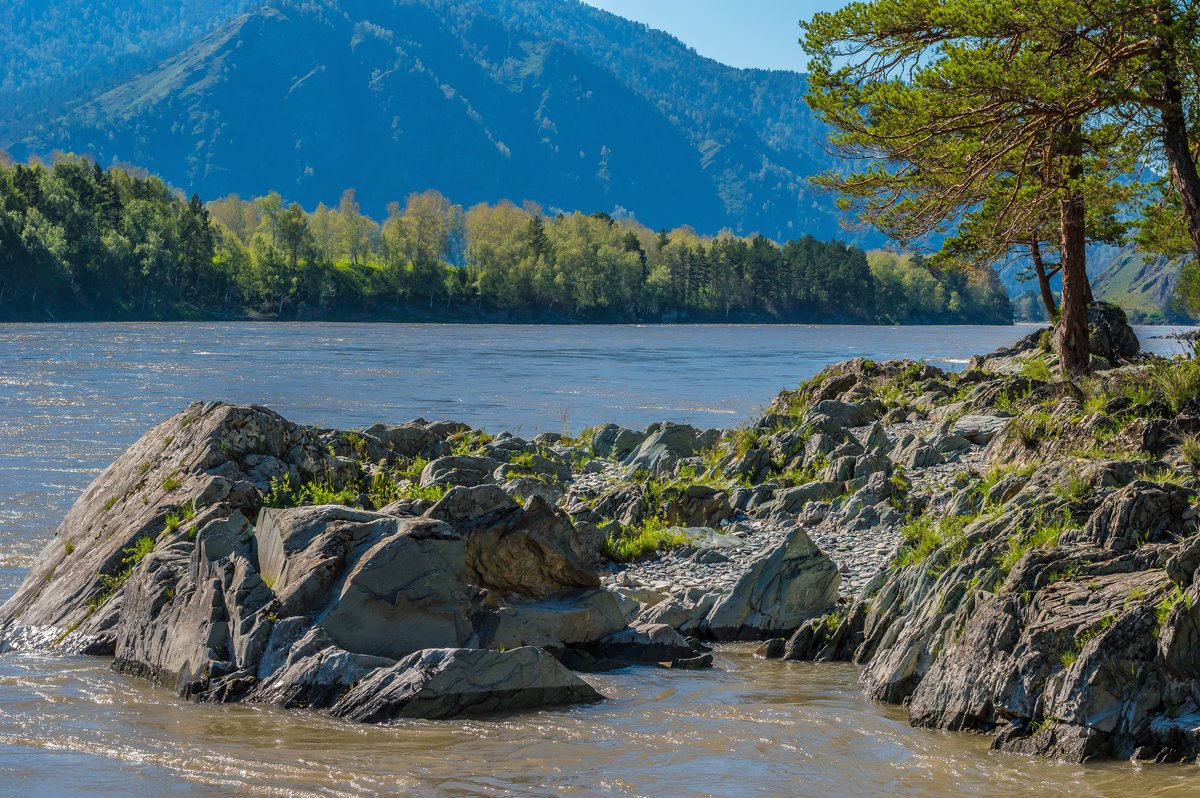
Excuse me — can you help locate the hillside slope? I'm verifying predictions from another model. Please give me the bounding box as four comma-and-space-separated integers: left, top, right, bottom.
8, 0, 850, 240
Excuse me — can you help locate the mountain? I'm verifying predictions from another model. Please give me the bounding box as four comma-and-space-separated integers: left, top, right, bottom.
1090, 246, 1192, 324
0, 0, 252, 142
4, 0, 852, 240
1001, 244, 1194, 323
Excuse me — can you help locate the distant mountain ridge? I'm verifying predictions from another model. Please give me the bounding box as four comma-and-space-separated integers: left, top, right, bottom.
5, 0, 852, 240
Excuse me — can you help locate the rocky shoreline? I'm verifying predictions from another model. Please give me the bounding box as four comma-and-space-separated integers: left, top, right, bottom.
2, 302, 1199, 764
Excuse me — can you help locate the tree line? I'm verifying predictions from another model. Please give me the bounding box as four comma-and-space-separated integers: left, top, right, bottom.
803, 0, 1200, 374
0, 155, 1011, 324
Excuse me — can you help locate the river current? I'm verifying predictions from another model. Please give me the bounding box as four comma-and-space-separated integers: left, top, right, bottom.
1, 322, 1197, 797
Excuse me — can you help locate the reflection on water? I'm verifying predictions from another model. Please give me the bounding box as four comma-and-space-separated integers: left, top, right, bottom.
0, 322, 1196, 795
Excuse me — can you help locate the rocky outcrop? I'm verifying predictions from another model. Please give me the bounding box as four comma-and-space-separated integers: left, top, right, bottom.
622, 423, 716, 477
705, 526, 840, 640
779, 457, 1200, 763
0, 403, 737, 723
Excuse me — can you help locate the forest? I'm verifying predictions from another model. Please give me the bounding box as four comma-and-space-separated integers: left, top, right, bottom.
0, 156, 1012, 324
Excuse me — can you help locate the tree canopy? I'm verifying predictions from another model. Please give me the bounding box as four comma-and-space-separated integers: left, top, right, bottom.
0, 156, 1011, 324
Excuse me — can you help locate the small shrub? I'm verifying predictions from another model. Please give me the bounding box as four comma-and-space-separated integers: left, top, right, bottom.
123, 536, 155, 566
449, 429, 494, 457
296, 480, 360, 506
1013, 411, 1057, 447
181, 500, 196, 522
400, 457, 430, 483
345, 432, 369, 460
263, 474, 296, 508
1000, 506, 1073, 572
161, 475, 182, 492
1156, 584, 1192, 630
1179, 433, 1200, 475
1020, 356, 1053, 383
164, 510, 183, 535
1150, 357, 1200, 415
368, 470, 400, 508
1052, 470, 1092, 502
602, 516, 689, 562
102, 495, 119, 512
894, 512, 975, 572
64, 541, 75, 555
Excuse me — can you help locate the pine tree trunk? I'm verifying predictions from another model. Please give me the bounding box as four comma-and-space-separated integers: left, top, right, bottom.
1030, 239, 1058, 321
1056, 124, 1090, 377
1155, 6, 1200, 262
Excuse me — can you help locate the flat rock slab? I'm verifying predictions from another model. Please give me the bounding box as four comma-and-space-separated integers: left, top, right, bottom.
332, 646, 602, 722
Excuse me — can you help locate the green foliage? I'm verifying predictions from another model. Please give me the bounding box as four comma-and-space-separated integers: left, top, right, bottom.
894, 512, 976, 572
0, 158, 1011, 324
86, 535, 157, 612
102, 495, 119, 512
263, 474, 296, 508
1052, 470, 1093, 503
449, 430, 494, 457
602, 516, 689, 563
1156, 584, 1192, 630
1179, 434, 1200, 475
64, 541, 75, 555
1061, 612, 1118, 667
1149, 357, 1200, 416
1013, 411, 1059, 448
161, 475, 182, 492
999, 507, 1074, 573
345, 432, 369, 460
301, 481, 359, 505
164, 510, 182, 535
1019, 356, 1054, 383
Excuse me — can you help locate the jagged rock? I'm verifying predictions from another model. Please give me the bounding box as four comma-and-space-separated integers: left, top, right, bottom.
891, 433, 944, 469
587, 622, 703, 665
419, 455, 502, 488
659, 484, 731, 528
811, 399, 884, 429
1088, 301, 1140, 366
472, 589, 626, 650
331, 647, 602, 722
758, 481, 843, 519
864, 422, 890, 454
592, 424, 647, 460
363, 422, 444, 459
952, 415, 1011, 445
723, 446, 773, 483
622, 423, 705, 477
637, 593, 720, 631
704, 526, 840, 641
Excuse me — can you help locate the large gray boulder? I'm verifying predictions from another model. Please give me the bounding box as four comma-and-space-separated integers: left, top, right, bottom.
705, 526, 840, 640
331, 647, 602, 722
622, 423, 705, 477
1088, 301, 1140, 366
758, 481, 843, 520
811, 399, 884, 429
661, 485, 732, 528
592, 424, 647, 460
419, 455, 502, 488
952, 415, 1011, 446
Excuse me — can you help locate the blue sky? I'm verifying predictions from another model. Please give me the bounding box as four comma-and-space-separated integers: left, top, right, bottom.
582, 1, 845, 71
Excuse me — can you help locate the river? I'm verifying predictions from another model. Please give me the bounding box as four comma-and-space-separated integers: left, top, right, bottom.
1, 322, 1197, 797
